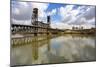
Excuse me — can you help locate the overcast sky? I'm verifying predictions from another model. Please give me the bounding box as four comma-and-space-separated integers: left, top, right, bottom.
11, 1, 96, 29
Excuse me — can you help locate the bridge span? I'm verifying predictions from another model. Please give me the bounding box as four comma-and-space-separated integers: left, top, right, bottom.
11, 8, 64, 36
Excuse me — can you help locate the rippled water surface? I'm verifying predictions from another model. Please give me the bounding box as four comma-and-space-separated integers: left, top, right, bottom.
11, 34, 96, 66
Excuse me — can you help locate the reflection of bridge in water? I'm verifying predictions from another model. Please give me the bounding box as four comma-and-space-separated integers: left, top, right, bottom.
11, 36, 51, 65
32, 37, 51, 61
12, 35, 54, 47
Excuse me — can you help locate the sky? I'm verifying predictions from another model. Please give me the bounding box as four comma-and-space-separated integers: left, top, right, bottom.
11, 1, 96, 29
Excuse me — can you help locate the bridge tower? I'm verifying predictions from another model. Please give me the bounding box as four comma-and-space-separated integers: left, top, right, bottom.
47, 16, 51, 35
47, 16, 51, 28
31, 8, 38, 36
31, 8, 38, 25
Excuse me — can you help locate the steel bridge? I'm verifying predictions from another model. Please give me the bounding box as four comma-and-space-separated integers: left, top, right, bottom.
11, 8, 64, 36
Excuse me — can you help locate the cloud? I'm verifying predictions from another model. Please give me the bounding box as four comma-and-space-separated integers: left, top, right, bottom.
31, 2, 49, 17
59, 5, 79, 24
12, 8, 20, 15
19, 2, 29, 7
31, 2, 49, 11
11, 1, 96, 29
12, 18, 31, 25
11, 1, 49, 24
87, 17, 95, 25
11, 1, 33, 21
59, 5, 76, 20
83, 6, 96, 19
50, 5, 95, 29
51, 22, 72, 29
47, 8, 57, 16
31, 2, 49, 22
58, 5, 96, 29
51, 20, 95, 29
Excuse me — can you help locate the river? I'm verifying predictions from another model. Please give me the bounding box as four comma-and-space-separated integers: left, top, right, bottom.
11, 34, 96, 66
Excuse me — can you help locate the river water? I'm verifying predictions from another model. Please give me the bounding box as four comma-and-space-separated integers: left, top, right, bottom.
11, 34, 96, 66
